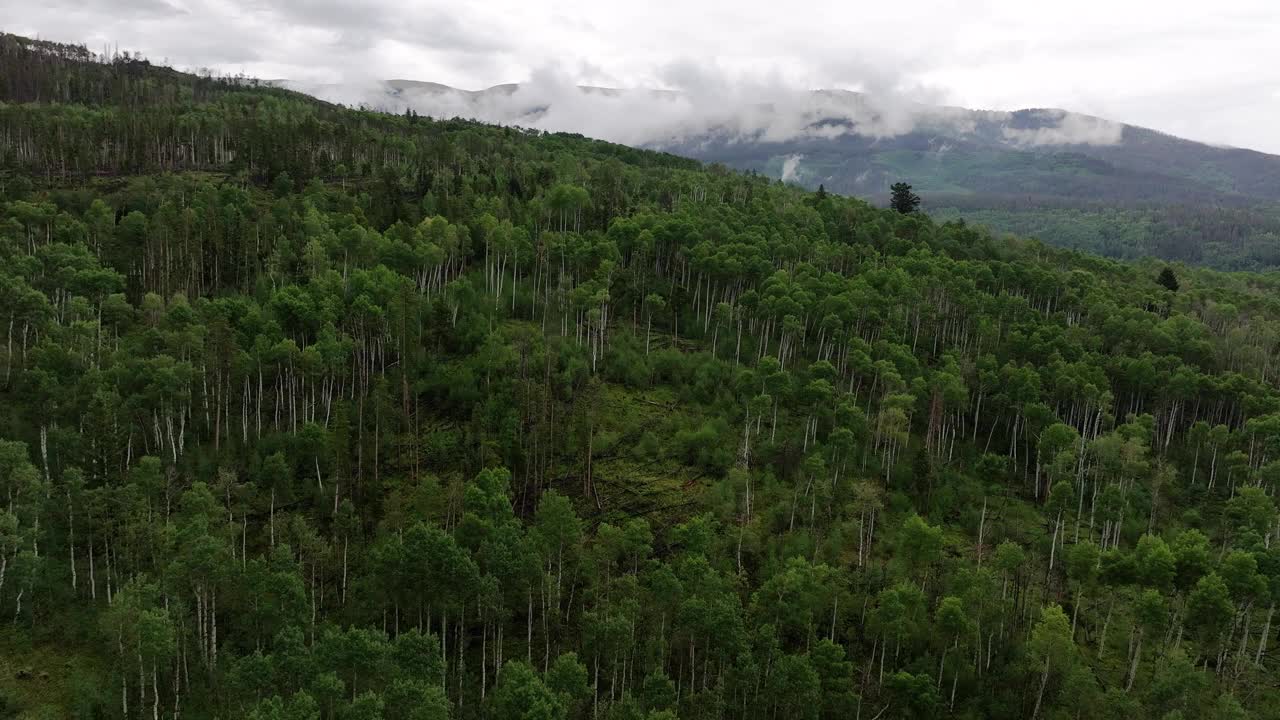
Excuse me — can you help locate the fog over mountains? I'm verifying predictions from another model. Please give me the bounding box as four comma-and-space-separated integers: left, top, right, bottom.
285, 75, 1126, 150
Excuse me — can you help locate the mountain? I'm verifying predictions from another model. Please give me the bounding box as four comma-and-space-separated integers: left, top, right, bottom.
662, 95, 1280, 204
308, 79, 1280, 269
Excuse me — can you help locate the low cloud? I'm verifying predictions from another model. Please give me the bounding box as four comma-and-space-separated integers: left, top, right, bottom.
1000, 109, 1124, 147
287, 66, 1127, 150
780, 154, 803, 182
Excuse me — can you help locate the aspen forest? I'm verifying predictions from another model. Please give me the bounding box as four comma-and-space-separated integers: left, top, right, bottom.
1, 33, 1280, 720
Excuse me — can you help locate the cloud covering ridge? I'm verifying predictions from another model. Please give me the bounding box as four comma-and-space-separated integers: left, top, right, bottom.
284, 70, 1129, 150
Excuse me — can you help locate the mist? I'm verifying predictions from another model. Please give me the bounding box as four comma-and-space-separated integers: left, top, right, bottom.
780, 154, 804, 183
1000, 110, 1124, 147
284, 66, 1127, 151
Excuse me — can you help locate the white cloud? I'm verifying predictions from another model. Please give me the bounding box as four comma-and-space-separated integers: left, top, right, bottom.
1000, 111, 1124, 147
292, 74, 1127, 151
781, 154, 804, 182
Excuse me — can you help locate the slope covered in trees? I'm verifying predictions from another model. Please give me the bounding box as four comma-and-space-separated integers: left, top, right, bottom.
655, 108, 1280, 271
2, 33, 1280, 720
927, 199, 1280, 272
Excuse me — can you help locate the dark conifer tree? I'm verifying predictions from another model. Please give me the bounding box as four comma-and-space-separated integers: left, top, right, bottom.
890, 182, 921, 214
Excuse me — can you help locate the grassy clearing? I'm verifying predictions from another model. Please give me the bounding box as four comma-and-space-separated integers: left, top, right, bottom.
579, 383, 710, 530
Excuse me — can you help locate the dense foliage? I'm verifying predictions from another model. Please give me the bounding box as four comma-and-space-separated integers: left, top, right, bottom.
2, 33, 1280, 720
930, 200, 1280, 272
665, 113, 1280, 271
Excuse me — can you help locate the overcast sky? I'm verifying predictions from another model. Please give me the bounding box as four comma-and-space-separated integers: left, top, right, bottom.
4, 0, 1279, 153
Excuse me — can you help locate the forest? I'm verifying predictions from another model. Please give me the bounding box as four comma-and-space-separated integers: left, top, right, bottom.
2, 32, 1280, 720
673, 120, 1280, 272
928, 199, 1280, 272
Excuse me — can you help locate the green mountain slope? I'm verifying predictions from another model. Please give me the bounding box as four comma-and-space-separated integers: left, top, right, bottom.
1, 33, 1280, 720
660, 108, 1280, 270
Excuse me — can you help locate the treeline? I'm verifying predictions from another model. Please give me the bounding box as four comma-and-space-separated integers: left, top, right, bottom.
0, 33, 1279, 720
0, 32, 699, 184
0, 32, 302, 109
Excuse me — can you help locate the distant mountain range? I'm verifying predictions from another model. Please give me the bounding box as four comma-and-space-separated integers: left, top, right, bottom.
292, 79, 1280, 270
675, 104, 1280, 204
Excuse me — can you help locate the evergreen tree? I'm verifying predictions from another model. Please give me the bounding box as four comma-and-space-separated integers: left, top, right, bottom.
889, 182, 921, 214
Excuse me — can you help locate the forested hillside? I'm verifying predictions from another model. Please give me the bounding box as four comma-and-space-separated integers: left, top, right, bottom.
928, 199, 1280, 271
654, 106, 1280, 271
3, 33, 1280, 720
